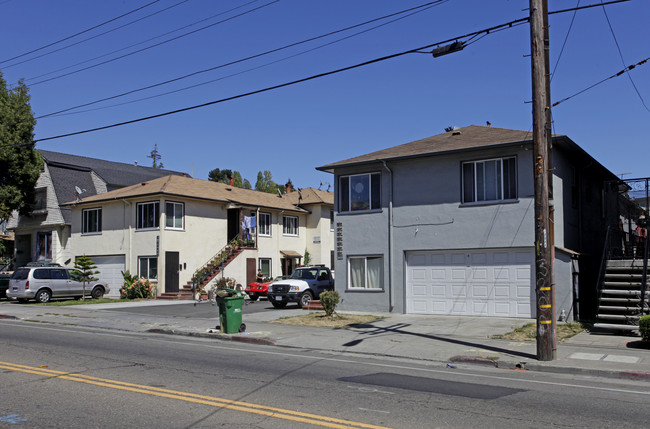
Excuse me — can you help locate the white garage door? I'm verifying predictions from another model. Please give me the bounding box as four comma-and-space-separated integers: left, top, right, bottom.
406, 249, 534, 318
90, 255, 125, 298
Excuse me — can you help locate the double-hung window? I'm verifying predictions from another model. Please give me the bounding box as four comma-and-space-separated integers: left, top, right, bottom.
165, 202, 184, 230
283, 215, 298, 236
137, 202, 159, 230
82, 208, 102, 234
258, 212, 271, 236
139, 256, 158, 280
259, 258, 271, 278
348, 256, 382, 289
339, 172, 380, 212
462, 157, 516, 203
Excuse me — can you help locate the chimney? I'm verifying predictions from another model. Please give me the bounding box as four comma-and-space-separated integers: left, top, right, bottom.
285, 180, 292, 195
230, 176, 234, 186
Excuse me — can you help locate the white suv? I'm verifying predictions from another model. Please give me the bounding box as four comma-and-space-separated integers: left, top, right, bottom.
7, 266, 110, 303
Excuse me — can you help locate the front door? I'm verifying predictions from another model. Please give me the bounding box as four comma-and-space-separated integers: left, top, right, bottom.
165, 252, 179, 293
227, 209, 240, 242
246, 258, 256, 286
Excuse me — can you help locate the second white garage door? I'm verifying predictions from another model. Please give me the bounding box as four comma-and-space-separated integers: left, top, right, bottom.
406, 249, 534, 318
89, 255, 126, 298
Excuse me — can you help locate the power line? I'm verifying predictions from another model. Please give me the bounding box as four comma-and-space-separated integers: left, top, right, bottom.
600, 0, 650, 111
37, 0, 449, 119
23, 0, 264, 83
552, 56, 649, 107
0, 0, 162, 65
2, 0, 191, 70
26, 0, 279, 86
0, 0, 630, 148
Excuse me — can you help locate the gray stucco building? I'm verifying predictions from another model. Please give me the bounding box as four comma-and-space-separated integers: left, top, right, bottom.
318, 125, 618, 321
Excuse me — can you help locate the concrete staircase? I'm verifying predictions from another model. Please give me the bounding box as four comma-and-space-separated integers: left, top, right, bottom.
158, 248, 243, 300
594, 259, 649, 331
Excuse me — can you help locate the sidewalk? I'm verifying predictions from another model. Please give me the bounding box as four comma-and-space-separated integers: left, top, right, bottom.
1, 300, 649, 381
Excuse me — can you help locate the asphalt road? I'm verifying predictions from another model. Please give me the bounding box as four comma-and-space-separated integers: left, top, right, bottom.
1, 321, 649, 428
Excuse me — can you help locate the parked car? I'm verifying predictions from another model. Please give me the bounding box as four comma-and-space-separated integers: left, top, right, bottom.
7, 266, 110, 303
267, 266, 334, 309
0, 272, 11, 299
245, 276, 285, 301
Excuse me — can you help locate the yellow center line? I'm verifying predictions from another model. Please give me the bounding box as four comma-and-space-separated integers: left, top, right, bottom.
0, 361, 390, 429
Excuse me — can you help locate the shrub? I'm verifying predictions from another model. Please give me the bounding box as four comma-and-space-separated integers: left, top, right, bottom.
640, 315, 650, 342
120, 271, 155, 300
214, 277, 236, 289
320, 290, 340, 317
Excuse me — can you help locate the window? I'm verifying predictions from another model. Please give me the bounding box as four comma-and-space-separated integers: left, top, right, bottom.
339, 173, 380, 212
82, 208, 102, 234
259, 258, 271, 278
137, 202, 159, 230
165, 202, 184, 229
139, 256, 158, 280
462, 157, 516, 203
348, 256, 382, 289
259, 212, 271, 236
283, 215, 298, 236
37, 231, 52, 260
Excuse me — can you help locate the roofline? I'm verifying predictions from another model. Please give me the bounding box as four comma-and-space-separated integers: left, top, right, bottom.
64, 191, 308, 213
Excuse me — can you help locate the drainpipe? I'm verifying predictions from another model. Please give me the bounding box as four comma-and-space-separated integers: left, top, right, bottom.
382, 161, 394, 312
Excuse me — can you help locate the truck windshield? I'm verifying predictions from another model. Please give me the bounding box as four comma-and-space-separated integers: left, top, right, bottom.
290, 269, 317, 280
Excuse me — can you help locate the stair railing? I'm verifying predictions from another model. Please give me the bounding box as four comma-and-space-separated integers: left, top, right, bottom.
594, 225, 612, 318
191, 234, 243, 287
641, 222, 649, 315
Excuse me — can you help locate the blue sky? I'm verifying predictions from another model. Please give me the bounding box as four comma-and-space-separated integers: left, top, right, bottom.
1, 0, 648, 188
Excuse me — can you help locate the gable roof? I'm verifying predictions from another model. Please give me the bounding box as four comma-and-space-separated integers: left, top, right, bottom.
285, 188, 334, 206
38, 150, 189, 189
65, 175, 307, 213
317, 125, 543, 172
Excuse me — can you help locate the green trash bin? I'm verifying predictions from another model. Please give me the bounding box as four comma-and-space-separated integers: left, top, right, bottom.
214, 288, 246, 334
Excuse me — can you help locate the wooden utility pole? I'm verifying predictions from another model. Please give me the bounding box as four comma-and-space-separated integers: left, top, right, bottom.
529, 0, 556, 361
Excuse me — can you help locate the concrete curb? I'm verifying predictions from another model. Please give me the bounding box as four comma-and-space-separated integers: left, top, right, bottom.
146, 328, 276, 346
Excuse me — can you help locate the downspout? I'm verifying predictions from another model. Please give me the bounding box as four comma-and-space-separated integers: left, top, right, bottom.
382, 161, 394, 312
122, 199, 132, 276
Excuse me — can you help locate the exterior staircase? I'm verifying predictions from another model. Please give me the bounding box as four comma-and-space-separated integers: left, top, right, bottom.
158, 236, 249, 300
594, 259, 649, 331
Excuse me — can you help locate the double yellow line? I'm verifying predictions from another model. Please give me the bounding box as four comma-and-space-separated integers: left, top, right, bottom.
0, 361, 390, 429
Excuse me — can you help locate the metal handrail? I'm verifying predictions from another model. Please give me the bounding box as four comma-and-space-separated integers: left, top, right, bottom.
191, 235, 243, 285
594, 225, 612, 317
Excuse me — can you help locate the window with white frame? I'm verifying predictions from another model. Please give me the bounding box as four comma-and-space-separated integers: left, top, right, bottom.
259, 258, 271, 278
283, 215, 298, 236
462, 157, 517, 203
339, 172, 380, 212
348, 256, 382, 289
82, 208, 102, 234
165, 201, 184, 229
258, 212, 271, 236
136, 201, 159, 230
139, 256, 158, 280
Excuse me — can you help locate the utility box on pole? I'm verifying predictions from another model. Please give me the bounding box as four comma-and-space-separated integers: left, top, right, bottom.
529, 0, 556, 361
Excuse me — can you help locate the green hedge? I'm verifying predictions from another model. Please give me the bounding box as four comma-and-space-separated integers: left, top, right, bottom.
640, 315, 650, 342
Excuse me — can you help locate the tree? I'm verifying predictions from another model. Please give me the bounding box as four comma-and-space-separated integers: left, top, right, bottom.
255, 170, 281, 194
232, 171, 252, 189
71, 255, 100, 301
208, 168, 232, 183
0, 73, 43, 220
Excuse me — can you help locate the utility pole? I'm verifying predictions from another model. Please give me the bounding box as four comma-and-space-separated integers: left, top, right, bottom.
529, 0, 556, 361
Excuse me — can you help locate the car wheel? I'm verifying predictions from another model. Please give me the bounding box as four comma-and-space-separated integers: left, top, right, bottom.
91, 286, 104, 299
35, 289, 52, 303
248, 295, 259, 302
299, 291, 314, 308
239, 323, 246, 333
271, 300, 287, 309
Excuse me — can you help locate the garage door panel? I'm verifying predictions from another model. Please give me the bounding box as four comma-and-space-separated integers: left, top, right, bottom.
406, 250, 533, 318
90, 255, 125, 298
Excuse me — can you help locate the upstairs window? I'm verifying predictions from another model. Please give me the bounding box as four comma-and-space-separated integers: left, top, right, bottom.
165, 202, 184, 230
462, 157, 517, 203
137, 202, 159, 230
82, 208, 102, 234
283, 215, 298, 236
258, 212, 271, 236
339, 172, 380, 212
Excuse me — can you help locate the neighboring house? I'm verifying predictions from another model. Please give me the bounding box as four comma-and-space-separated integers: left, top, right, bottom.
317, 125, 619, 321
7, 150, 188, 274
65, 175, 334, 297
